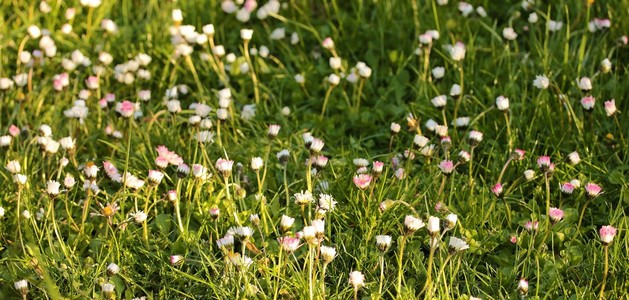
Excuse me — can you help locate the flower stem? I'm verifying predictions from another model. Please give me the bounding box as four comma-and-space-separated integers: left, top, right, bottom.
320, 86, 334, 118
599, 245, 608, 299
378, 255, 385, 299
396, 236, 407, 295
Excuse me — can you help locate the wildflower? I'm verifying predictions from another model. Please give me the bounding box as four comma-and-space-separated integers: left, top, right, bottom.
14, 280, 29, 297
318, 194, 337, 212
59, 137, 75, 151
577, 77, 592, 91
107, 263, 120, 276
533, 75, 550, 89
458, 2, 474, 17
427, 216, 440, 236
570, 179, 581, 188
528, 12, 538, 23
267, 124, 281, 138
518, 278, 529, 296
413, 134, 429, 149
604, 99, 616, 116
510, 235, 517, 244
394, 168, 405, 179
450, 84, 461, 97
449, 237, 470, 252
167, 190, 178, 202
349, 271, 365, 291
549, 207, 564, 224
502, 27, 518, 40
450, 42, 466, 61
537, 156, 554, 173
431, 95, 447, 108
585, 183, 602, 199
0, 207, 4, 217
5, 160, 21, 174
310, 138, 325, 153
147, 170, 164, 185
329, 57, 342, 69
313, 155, 329, 169
560, 182, 575, 194
599, 225, 617, 245
278, 236, 301, 253
22, 210, 31, 219
524, 221, 538, 231
216, 158, 234, 177
216, 235, 234, 249
312, 219, 325, 239
581, 96, 595, 111
458, 151, 471, 164
432, 67, 445, 79
249, 214, 260, 227
322, 37, 335, 50
600, 58, 612, 73
250, 157, 264, 171
169, 255, 184, 266
547, 20, 563, 32
468, 130, 483, 146
445, 213, 458, 229
404, 215, 425, 235
566, 151, 581, 165
492, 183, 503, 197
277, 149, 290, 164
294, 190, 314, 205
279, 215, 296, 233
453, 117, 469, 128
320, 245, 337, 263
376, 235, 392, 252
130, 210, 147, 224
241, 29, 254, 40
353, 174, 372, 190
46, 180, 61, 196
372, 161, 384, 174
495, 95, 510, 111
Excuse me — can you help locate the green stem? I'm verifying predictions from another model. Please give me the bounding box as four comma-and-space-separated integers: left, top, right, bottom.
599, 245, 608, 299
320, 86, 334, 118
396, 236, 407, 296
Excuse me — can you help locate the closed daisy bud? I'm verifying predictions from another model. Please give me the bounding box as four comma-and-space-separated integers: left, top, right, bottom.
567, 151, 580, 165
268, 124, 281, 138
502, 27, 518, 40
376, 235, 392, 252
310, 138, 325, 153
372, 161, 384, 174
581, 96, 595, 111
604, 99, 617, 116
209, 207, 220, 219
450, 42, 466, 61
413, 134, 429, 148
329, 57, 342, 69
468, 130, 483, 146
491, 183, 503, 197
320, 245, 337, 263
495, 95, 510, 111
107, 263, 120, 276
249, 214, 260, 226
432, 67, 445, 79
216, 158, 234, 177
46, 180, 61, 196
524, 221, 538, 231
312, 219, 325, 239
450, 84, 461, 96
536, 156, 553, 172
294, 190, 314, 205
435, 125, 448, 137
322, 37, 335, 50
523, 169, 535, 180
5, 160, 21, 174
600, 58, 612, 73
431, 95, 447, 109
241, 29, 254, 40
277, 149, 290, 164
404, 215, 425, 235
427, 216, 440, 236
570, 179, 581, 188
425, 119, 438, 132
458, 151, 471, 163
278, 236, 301, 253
390, 122, 401, 134
577, 77, 592, 91
280, 215, 295, 233
83, 162, 99, 179
445, 213, 458, 229
176, 163, 190, 178
353, 174, 372, 190
170, 255, 184, 266
147, 170, 164, 185
250, 157, 264, 171
64, 175, 76, 188
518, 278, 529, 295
167, 190, 178, 202
549, 207, 564, 224
599, 225, 617, 245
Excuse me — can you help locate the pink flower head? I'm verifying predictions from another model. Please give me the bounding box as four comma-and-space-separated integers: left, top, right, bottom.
394, 168, 405, 180
8, 125, 20, 137
491, 183, 503, 197
216, 158, 234, 176
438, 160, 455, 175
243, 0, 257, 12
440, 136, 452, 146
209, 207, 220, 219
468, 130, 483, 146
85, 76, 99, 89
102, 161, 122, 182
510, 235, 517, 244
116, 100, 135, 118
98, 98, 108, 109
322, 37, 335, 50
313, 155, 328, 169
435, 201, 447, 213
353, 174, 372, 190
268, 124, 281, 138
372, 161, 384, 174
560, 182, 575, 194
599, 225, 617, 245
277, 236, 301, 253
604, 99, 617, 116
549, 207, 564, 223
167, 190, 178, 202
537, 156, 554, 173
310, 138, 325, 153
581, 96, 595, 111
524, 221, 539, 231
513, 149, 526, 160
155, 156, 168, 169
585, 183, 602, 199
169, 255, 183, 266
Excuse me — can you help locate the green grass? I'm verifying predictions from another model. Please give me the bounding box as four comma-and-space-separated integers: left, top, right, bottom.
0, 0, 628, 299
